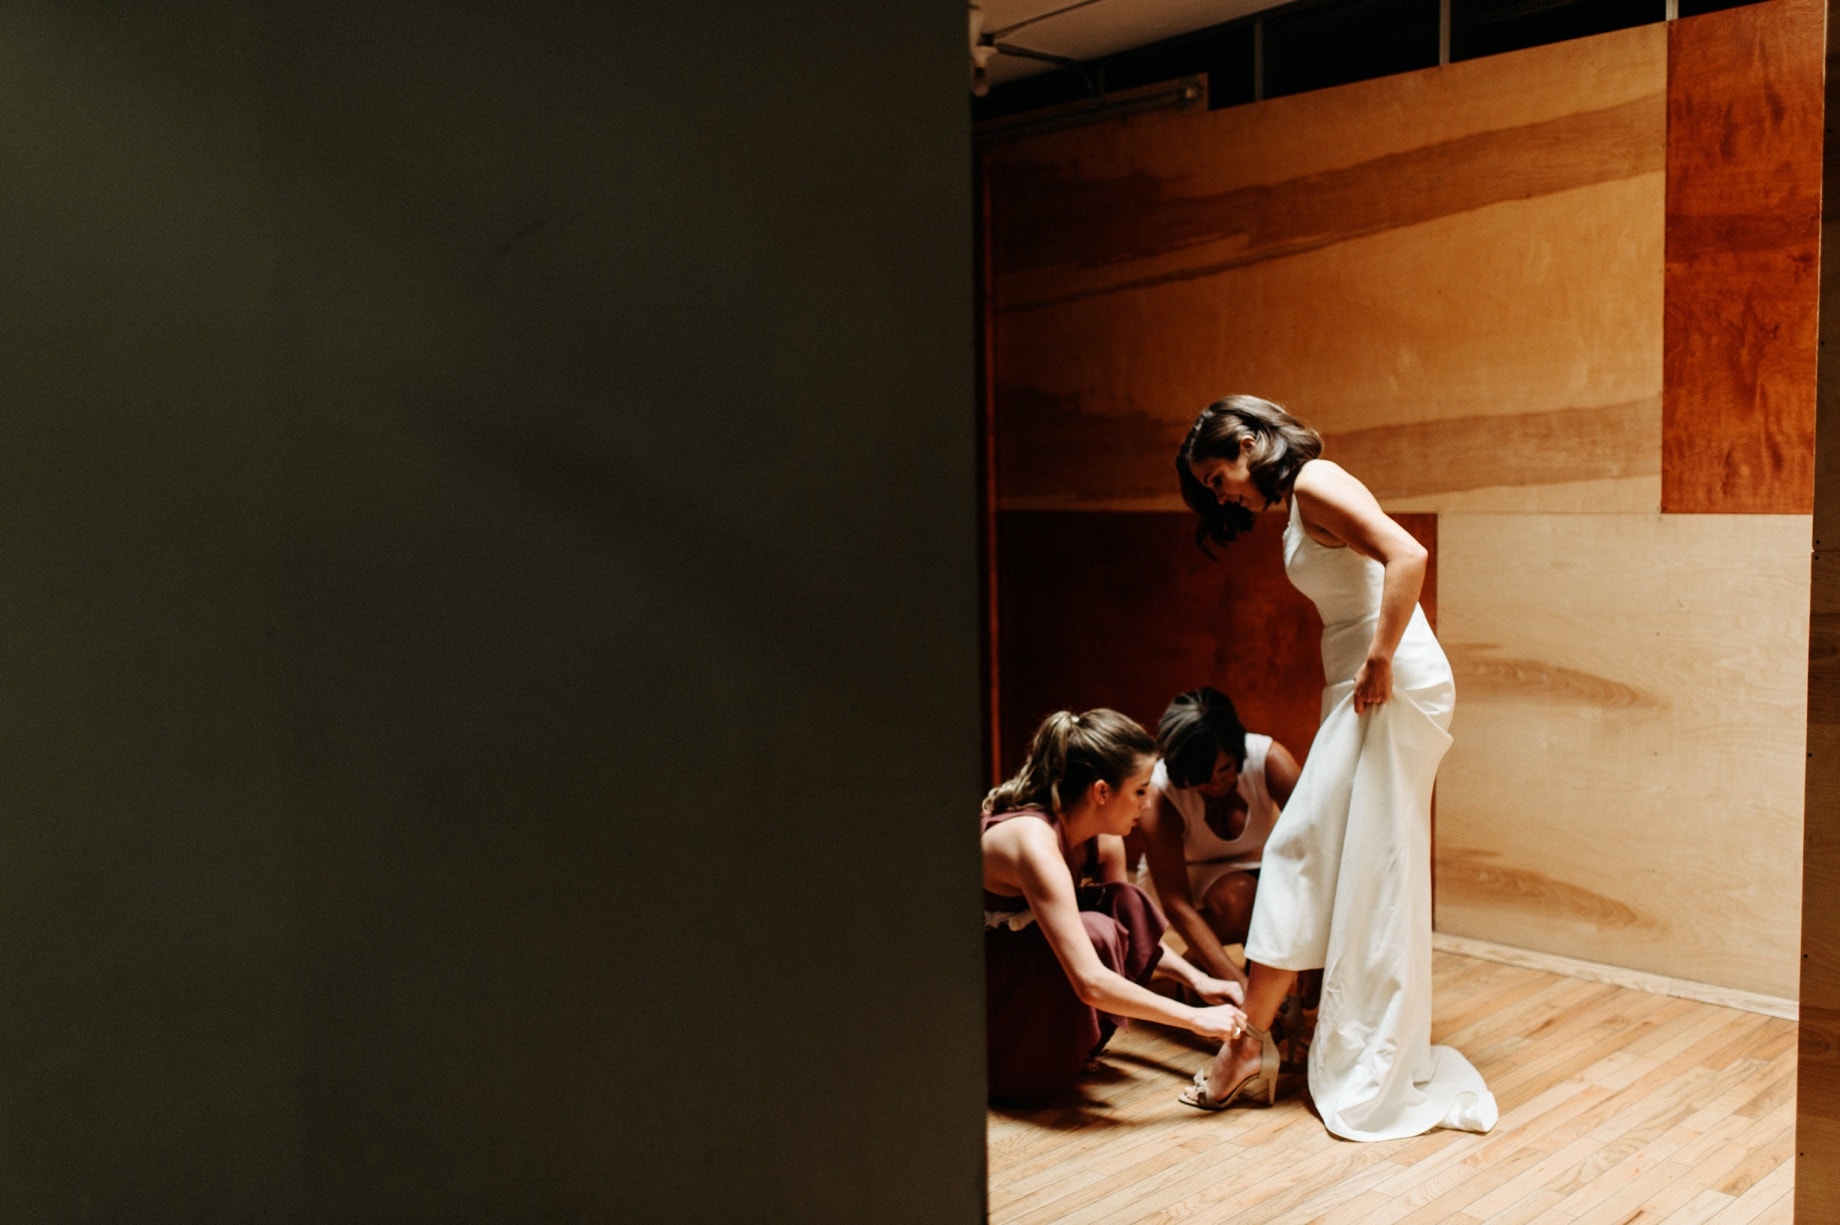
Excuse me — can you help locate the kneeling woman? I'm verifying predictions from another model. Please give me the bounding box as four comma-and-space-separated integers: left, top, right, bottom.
983, 708, 1249, 1105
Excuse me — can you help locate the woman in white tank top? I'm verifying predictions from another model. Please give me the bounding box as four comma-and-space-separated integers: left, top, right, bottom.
1140, 687, 1299, 989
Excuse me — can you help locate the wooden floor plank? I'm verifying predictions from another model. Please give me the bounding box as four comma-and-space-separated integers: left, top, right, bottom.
1661, 1189, 1741, 1225
1435, 964, 1588, 1046
1733, 1059, 1797, 1120
1705, 1160, 1795, 1224
1546, 1137, 1675, 1217
1376, 1082, 1609, 1201
1481, 1187, 1568, 1224
1384, 1141, 1577, 1225
1483, 989, 1683, 1104
1281, 1158, 1412, 1224
1186, 1139, 1400, 1224
1304, 1186, 1405, 1225
1570, 1156, 1712, 1225
1714, 1127, 1795, 1198
987, 952, 1796, 1225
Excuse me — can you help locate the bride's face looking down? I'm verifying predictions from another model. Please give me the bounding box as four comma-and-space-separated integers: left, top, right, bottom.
1188, 435, 1261, 510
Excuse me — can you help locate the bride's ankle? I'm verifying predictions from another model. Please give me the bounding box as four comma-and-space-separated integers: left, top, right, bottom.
1222, 1025, 1265, 1056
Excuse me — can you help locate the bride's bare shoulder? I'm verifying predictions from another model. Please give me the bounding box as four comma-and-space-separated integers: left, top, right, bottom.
1292, 458, 1363, 498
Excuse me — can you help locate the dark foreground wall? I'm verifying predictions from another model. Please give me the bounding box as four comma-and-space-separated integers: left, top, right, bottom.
0, 3, 982, 1221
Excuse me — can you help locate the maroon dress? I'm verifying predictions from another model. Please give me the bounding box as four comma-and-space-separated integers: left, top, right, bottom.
981, 807, 1168, 1105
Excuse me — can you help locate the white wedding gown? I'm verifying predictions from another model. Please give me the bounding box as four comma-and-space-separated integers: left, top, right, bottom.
1243, 495, 1497, 1141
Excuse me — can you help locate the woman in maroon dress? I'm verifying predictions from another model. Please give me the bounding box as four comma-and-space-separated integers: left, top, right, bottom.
982, 708, 1249, 1105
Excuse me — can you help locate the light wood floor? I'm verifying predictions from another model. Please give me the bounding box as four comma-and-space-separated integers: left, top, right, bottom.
987, 951, 1796, 1224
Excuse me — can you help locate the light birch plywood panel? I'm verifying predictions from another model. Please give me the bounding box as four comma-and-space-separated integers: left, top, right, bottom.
994, 175, 1662, 511
1433, 513, 1810, 999
1386, 473, 1661, 515
988, 24, 1664, 309
986, 22, 1665, 515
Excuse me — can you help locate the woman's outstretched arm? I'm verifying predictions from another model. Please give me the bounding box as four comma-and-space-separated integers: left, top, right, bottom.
1291, 459, 1427, 713
994, 819, 1246, 1041
1139, 792, 1245, 985
1148, 942, 1245, 1006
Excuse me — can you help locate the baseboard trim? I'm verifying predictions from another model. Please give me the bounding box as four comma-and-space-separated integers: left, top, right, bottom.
1431, 932, 1799, 1021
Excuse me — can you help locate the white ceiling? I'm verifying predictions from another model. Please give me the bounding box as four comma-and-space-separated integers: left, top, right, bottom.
977, 0, 1290, 86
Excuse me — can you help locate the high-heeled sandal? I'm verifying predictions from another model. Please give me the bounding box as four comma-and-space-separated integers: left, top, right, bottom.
1178, 1023, 1279, 1111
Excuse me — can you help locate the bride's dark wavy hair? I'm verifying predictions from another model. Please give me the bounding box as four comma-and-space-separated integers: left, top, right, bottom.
983, 709, 1156, 817
1176, 394, 1323, 552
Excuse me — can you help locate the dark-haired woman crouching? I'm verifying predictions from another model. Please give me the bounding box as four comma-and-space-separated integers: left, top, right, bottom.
982, 708, 1248, 1106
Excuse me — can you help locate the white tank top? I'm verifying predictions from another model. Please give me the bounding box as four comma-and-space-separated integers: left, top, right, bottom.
1151, 733, 1279, 870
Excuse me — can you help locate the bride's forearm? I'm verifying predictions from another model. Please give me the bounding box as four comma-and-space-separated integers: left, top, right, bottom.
1367, 545, 1426, 664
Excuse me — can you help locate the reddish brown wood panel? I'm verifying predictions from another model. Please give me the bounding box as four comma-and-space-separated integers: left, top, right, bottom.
994, 510, 1437, 781
1663, 0, 1822, 514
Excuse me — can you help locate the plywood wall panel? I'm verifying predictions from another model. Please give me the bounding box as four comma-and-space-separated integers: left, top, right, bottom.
993, 510, 1439, 780
1328, 397, 1661, 508
1435, 513, 1810, 999
1662, 0, 1823, 515
995, 179, 1663, 511
996, 511, 1322, 778
993, 97, 1660, 313
1804, 709, 1840, 1219
1823, 230, 1840, 556
1804, 711, 1840, 1000
982, 7, 1817, 1010
988, 24, 1664, 300
1800, 15, 1840, 1181
1800, 1110, 1840, 1225
1386, 475, 1662, 516
987, 25, 1665, 517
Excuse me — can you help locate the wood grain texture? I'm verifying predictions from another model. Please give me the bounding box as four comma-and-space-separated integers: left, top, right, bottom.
979, 21, 1818, 1143
1799, 5, 1840, 1214
1805, 510, 1840, 1178
1329, 397, 1661, 504
991, 510, 1437, 781
987, 24, 1664, 306
1820, 220, 1840, 555
988, 27, 1665, 514
1434, 513, 1810, 999
988, 951, 1796, 1225
1663, 0, 1823, 515
991, 96, 1660, 309
1803, 999, 1840, 1221
994, 181, 1664, 511
1385, 473, 1662, 515
994, 510, 1321, 778
1805, 658, 1840, 1221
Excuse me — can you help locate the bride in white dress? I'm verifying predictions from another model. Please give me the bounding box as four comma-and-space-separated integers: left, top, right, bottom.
1174, 395, 1496, 1141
